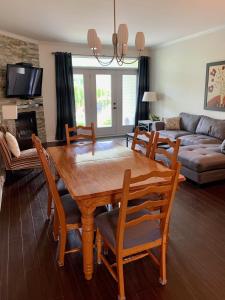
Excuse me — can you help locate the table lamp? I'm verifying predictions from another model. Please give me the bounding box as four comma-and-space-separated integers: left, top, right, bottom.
142, 92, 158, 120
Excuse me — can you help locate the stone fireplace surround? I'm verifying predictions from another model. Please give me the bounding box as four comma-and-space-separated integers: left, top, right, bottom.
0, 97, 46, 143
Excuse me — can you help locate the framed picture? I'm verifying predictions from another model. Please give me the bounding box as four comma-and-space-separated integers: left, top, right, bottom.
204, 60, 225, 111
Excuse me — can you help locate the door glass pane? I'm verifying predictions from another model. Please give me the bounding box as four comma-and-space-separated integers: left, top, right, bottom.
122, 75, 137, 126
96, 75, 112, 128
73, 74, 86, 125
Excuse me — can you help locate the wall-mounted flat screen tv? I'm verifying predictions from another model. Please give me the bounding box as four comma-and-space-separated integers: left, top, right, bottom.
6, 64, 43, 99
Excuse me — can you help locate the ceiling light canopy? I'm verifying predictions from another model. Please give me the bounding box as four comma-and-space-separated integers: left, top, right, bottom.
87, 0, 145, 66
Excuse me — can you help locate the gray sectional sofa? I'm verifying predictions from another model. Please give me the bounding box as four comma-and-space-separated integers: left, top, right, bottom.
152, 113, 225, 184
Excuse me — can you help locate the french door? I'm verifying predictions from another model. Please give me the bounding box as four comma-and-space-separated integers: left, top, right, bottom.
73, 68, 137, 137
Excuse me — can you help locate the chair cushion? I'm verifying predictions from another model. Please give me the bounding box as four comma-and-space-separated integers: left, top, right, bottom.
11, 148, 42, 170
159, 130, 190, 139
61, 194, 81, 224
61, 194, 107, 225
56, 178, 68, 196
179, 134, 221, 146
5, 132, 21, 158
179, 112, 201, 133
95, 208, 161, 249
178, 144, 225, 172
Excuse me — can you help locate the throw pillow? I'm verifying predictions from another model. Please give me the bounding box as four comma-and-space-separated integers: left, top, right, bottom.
221, 140, 225, 154
164, 117, 180, 130
5, 132, 21, 158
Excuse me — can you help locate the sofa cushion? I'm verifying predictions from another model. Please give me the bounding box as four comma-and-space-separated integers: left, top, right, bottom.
164, 117, 180, 130
179, 134, 221, 146
179, 112, 201, 133
196, 116, 225, 141
159, 130, 191, 140
178, 144, 225, 172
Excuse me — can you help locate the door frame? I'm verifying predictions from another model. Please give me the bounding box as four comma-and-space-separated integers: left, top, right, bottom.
73, 67, 137, 137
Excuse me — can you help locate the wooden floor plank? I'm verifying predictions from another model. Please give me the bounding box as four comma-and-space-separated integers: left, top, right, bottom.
0, 187, 10, 300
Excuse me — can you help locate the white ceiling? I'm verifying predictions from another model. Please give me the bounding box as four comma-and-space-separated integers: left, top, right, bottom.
0, 0, 225, 46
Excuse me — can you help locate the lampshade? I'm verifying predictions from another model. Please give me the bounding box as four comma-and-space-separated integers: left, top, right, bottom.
142, 92, 157, 102
87, 29, 98, 49
118, 43, 128, 56
117, 24, 128, 45
135, 32, 145, 51
2, 104, 18, 120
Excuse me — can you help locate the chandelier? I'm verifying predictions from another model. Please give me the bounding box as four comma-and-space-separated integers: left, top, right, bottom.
87, 0, 145, 66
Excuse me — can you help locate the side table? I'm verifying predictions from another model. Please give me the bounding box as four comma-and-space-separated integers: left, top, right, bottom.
138, 120, 153, 131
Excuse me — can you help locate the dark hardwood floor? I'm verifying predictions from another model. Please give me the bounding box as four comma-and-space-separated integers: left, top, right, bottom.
0, 142, 225, 300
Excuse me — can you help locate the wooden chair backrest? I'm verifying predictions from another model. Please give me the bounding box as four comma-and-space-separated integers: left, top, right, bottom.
131, 127, 155, 157
150, 134, 181, 169
32, 134, 67, 229
0, 131, 12, 169
65, 123, 96, 145
116, 162, 180, 254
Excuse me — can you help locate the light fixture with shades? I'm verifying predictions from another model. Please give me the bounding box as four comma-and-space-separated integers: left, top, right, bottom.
87, 0, 145, 66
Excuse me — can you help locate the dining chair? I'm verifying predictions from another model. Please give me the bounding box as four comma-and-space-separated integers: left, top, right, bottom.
33, 134, 106, 266
131, 127, 155, 157
96, 163, 180, 300
32, 134, 82, 266
32, 134, 68, 219
150, 135, 181, 170
65, 123, 96, 145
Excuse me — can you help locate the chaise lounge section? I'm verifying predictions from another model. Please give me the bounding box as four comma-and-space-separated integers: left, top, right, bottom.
152, 113, 225, 184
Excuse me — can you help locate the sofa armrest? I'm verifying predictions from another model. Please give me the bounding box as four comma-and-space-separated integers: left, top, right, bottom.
152, 121, 165, 131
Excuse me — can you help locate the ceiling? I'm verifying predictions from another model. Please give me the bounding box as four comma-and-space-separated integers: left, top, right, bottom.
0, 0, 225, 46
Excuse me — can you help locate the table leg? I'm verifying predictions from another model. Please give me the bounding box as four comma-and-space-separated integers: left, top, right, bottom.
81, 210, 94, 280
126, 135, 128, 147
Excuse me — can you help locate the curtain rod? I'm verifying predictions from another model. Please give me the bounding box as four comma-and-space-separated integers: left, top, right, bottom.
51, 52, 111, 57
51, 52, 90, 56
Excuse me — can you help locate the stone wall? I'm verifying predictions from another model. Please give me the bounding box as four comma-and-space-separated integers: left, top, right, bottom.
0, 33, 46, 142
0, 33, 39, 98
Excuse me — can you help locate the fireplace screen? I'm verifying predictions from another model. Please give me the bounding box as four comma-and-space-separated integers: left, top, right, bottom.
15, 111, 38, 150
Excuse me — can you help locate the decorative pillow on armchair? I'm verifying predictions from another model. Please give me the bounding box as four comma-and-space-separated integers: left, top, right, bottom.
164, 117, 181, 130
221, 140, 225, 154
5, 132, 21, 158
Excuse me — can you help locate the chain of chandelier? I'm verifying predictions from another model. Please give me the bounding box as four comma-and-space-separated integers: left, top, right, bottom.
87, 0, 145, 66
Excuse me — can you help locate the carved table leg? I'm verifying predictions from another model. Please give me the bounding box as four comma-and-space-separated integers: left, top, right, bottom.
81, 210, 94, 280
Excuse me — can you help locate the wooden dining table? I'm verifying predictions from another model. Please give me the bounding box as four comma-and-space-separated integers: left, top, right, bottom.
48, 140, 185, 280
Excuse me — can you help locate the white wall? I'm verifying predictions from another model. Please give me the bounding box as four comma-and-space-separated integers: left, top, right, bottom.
39, 42, 150, 142
150, 28, 225, 120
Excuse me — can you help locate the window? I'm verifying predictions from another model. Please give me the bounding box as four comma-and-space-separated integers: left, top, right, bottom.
73, 74, 86, 125
122, 75, 137, 126
96, 74, 112, 128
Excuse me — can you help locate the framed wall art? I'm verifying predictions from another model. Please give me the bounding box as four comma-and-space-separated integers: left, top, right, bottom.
204, 60, 225, 111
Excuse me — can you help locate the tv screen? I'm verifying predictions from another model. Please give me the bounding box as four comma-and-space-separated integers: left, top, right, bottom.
6, 64, 43, 98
